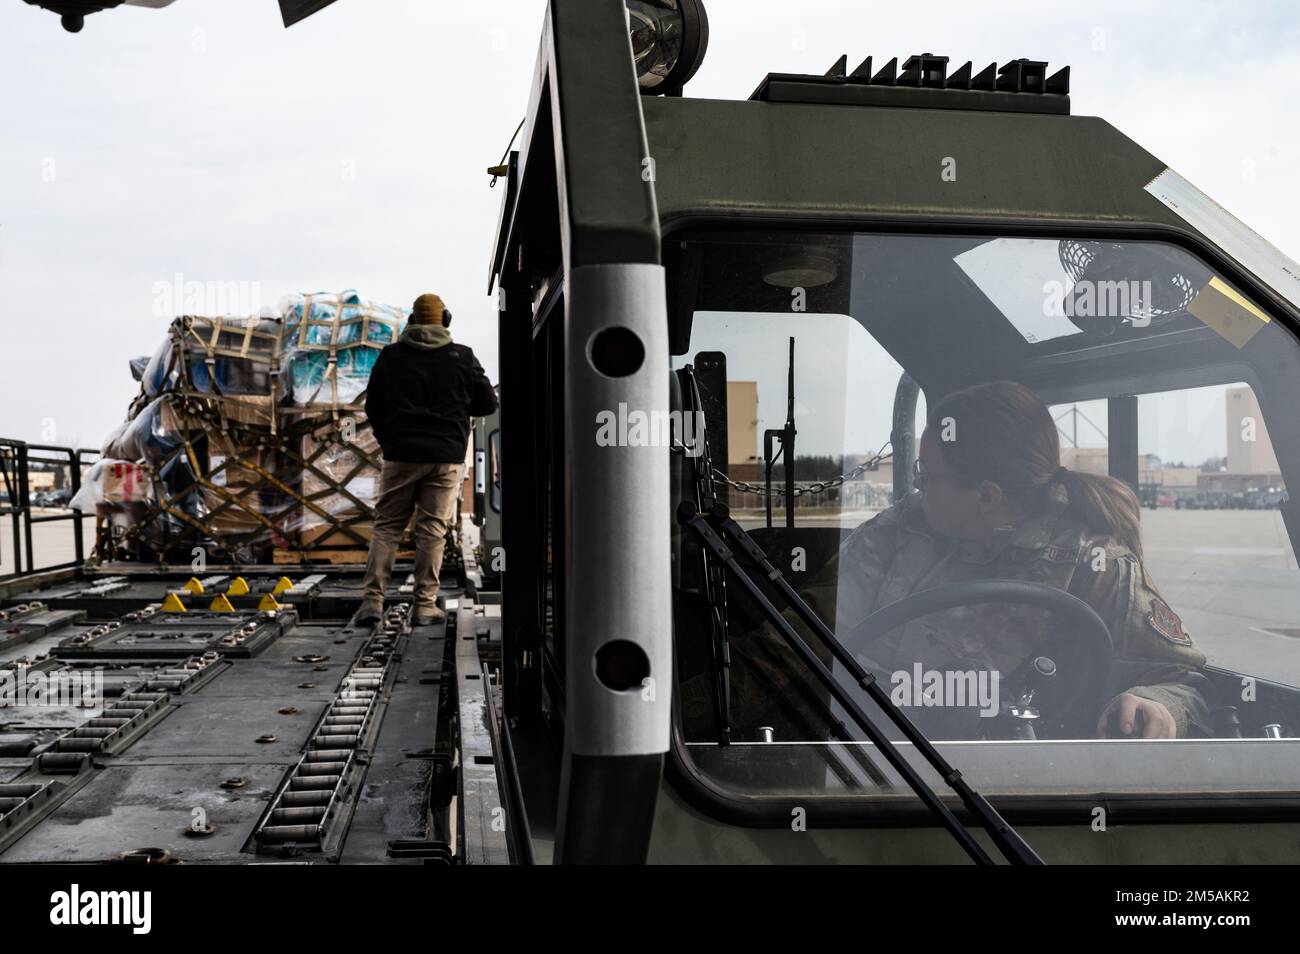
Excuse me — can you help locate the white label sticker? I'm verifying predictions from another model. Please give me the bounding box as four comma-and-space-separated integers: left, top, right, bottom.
347, 477, 376, 500
1145, 168, 1300, 312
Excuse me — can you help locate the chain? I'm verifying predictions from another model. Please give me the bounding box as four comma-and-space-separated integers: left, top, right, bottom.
673, 440, 893, 499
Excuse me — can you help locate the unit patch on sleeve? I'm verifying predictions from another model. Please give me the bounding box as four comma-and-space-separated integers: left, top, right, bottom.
1147, 597, 1191, 645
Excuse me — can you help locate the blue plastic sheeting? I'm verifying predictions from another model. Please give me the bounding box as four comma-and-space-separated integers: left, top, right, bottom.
280, 290, 406, 406
103, 396, 182, 463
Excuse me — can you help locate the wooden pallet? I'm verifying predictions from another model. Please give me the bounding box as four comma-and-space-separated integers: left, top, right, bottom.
272, 547, 415, 566
296, 524, 416, 549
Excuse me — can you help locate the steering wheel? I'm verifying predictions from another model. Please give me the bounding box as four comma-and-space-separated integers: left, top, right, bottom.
839, 580, 1114, 735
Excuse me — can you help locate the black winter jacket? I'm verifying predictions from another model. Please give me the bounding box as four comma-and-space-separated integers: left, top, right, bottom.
364, 326, 497, 463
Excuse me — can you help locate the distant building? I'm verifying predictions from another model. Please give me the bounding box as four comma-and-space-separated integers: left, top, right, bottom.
1061, 446, 1203, 496
1061, 447, 1107, 476
27, 471, 56, 492
726, 380, 759, 478
1198, 472, 1285, 494
1159, 467, 1199, 489
1060, 447, 1162, 483
1226, 386, 1281, 476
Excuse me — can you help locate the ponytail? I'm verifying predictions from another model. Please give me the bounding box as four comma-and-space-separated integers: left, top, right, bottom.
1053, 469, 1143, 559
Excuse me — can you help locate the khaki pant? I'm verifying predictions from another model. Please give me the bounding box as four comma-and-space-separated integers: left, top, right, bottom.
361, 461, 461, 611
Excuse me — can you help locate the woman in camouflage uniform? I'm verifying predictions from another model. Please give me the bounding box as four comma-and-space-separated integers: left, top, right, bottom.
700, 381, 1214, 742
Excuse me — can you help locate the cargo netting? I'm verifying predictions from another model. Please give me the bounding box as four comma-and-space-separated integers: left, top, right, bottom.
89, 291, 409, 564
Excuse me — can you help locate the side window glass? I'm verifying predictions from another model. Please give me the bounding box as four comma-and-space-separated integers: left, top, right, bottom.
1052, 384, 1298, 684
672, 229, 1300, 806
674, 311, 925, 536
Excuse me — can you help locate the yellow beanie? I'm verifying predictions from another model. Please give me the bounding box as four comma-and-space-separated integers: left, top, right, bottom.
411, 293, 446, 325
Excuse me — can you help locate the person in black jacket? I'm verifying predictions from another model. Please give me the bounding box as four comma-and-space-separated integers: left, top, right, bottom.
354, 293, 497, 626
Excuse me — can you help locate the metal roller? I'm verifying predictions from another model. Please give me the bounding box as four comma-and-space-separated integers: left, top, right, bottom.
303, 749, 353, 762
256, 824, 321, 845
321, 717, 364, 729
51, 738, 102, 752
252, 621, 406, 854
0, 784, 44, 798
270, 806, 327, 824
298, 761, 347, 776
280, 790, 333, 807
38, 752, 89, 773
319, 727, 363, 739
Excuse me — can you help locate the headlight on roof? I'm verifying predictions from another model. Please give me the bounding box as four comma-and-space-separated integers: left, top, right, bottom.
627, 0, 709, 95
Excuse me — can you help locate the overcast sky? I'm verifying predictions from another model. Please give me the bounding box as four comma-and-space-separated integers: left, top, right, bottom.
2, 0, 1298, 452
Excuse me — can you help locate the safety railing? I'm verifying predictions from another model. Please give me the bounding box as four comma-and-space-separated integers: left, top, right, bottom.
0, 438, 100, 581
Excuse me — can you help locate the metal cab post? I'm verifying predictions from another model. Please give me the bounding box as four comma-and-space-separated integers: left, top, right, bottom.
489, 0, 672, 865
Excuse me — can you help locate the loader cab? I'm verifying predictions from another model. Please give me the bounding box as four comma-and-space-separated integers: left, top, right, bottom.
489, 0, 1300, 864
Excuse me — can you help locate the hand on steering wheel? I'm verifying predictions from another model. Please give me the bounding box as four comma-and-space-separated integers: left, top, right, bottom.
1096, 692, 1177, 739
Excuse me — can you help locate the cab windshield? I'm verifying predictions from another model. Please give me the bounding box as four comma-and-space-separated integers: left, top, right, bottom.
667, 228, 1300, 802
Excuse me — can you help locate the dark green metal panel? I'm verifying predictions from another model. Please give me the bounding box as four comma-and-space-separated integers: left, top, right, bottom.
490, 0, 661, 287
643, 98, 1178, 228
549, 0, 660, 267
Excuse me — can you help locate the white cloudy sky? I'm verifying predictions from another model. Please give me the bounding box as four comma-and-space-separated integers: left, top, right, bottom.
2, 0, 1298, 455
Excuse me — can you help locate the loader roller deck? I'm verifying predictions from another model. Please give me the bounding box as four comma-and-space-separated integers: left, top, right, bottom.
0, 542, 507, 865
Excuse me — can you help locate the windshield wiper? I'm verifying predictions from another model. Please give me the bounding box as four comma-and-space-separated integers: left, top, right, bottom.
762, 336, 797, 531
677, 363, 888, 786
680, 365, 735, 745
677, 500, 1044, 866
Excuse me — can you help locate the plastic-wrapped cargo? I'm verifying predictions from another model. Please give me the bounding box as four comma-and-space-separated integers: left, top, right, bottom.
104, 462, 153, 504
101, 395, 200, 516
69, 459, 153, 511
179, 315, 286, 397
126, 316, 286, 431
139, 336, 177, 397
102, 396, 183, 464
281, 291, 405, 409
201, 434, 282, 539
100, 291, 411, 563
293, 426, 384, 549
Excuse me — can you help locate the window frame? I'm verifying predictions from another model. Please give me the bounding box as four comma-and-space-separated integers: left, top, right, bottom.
663, 214, 1300, 829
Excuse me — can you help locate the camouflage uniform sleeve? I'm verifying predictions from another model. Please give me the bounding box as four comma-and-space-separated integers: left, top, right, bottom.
816, 498, 908, 630
1072, 544, 1215, 738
